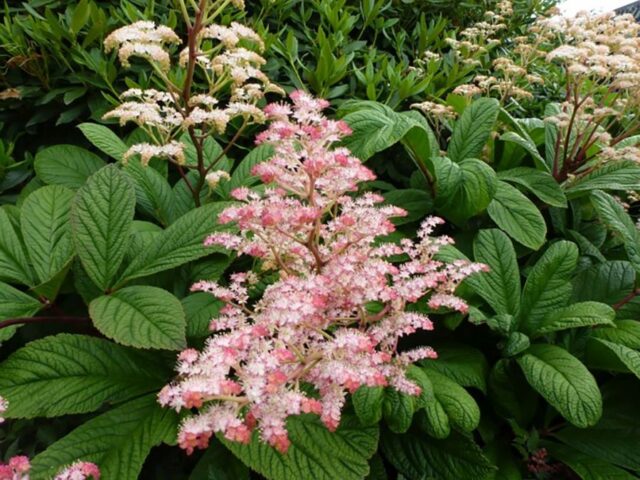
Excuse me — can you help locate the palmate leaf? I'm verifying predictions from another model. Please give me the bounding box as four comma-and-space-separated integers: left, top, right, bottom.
222, 414, 379, 480
71, 165, 136, 291
20, 185, 75, 284
89, 286, 186, 350
517, 344, 602, 428
31, 395, 178, 480
0, 334, 168, 418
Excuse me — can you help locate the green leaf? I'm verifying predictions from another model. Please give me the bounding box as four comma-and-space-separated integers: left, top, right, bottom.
222, 414, 379, 480
223, 144, 274, 196
381, 430, 495, 480
591, 190, 640, 271
0, 334, 168, 418
532, 302, 615, 337
472, 229, 520, 315
425, 344, 489, 393
78, 122, 128, 161
0, 208, 35, 286
498, 167, 566, 207
545, 442, 638, 480
487, 181, 547, 250
0, 281, 42, 342
501, 332, 530, 357
89, 286, 186, 350
352, 386, 385, 426
189, 440, 249, 480
517, 344, 602, 428
382, 189, 433, 225
488, 359, 538, 426
519, 241, 578, 334
182, 292, 222, 338
434, 157, 497, 223
593, 320, 640, 349
566, 161, 640, 197
422, 367, 480, 432
572, 261, 635, 305
118, 202, 234, 284
589, 338, 640, 380
31, 395, 178, 480
34, 145, 106, 189
71, 165, 136, 291
499, 131, 546, 170
382, 388, 415, 433
20, 185, 75, 283
448, 98, 499, 163
123, 159, 175, 226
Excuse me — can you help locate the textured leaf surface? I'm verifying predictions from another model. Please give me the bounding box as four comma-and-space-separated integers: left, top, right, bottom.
0, 334, 167, 418
572, 261, 635, 305
472, 229, 520, 315
222, 414, 379, 480
224, 144, 274, 196
0, 208, 35, 285
546, 443, 638, 480
487, 181, 546, 250
532, 302, 615, 337
382, 388, 415, 433
426, 344, 489, 393
590, 338, 640, 380
182, 292, 222, 338
498, 167, 566, 207
593, 320, 640, 349
566, 161, 640, 197
0, 282, 42, 343
71, 165, 135, 290
123, 160, 175, 226
21, 185, 75, 283
434, 157, 497, 223
517, 344, 602, 428
353, 386, 384, 426
31, 395, 178, 480
519, 241, 578, 334
118, 202, 233, 284
34, 145, 106, 189
423, 368, 480, 432
448, 98, 499, 163
90, 286, 186, 350
381, 430, 495, 480
78, 122, 128, 161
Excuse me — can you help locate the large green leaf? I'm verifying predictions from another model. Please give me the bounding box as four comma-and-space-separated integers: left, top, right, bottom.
34, 145, 106, 189
572, 261, 635, 305
223, 144, 274, 196
0, 334, 167, 418
117, 202, 234, 284
71, 165, 136, 291
222, 414, 379, 480
89, 286, 186, 350
447, 98, 499, 163
381, 430, 496, 480
20, 185, 75, 283
498, 167, 566, 207
123, 159, 175, 226
434, 157, 497, 223
499, 131, 546, 170
588, 338, 640, 380
545, 442, 637, 480
352, 386, 385, 426
422, 367, 480, 433
592, 320, 640, 349
0, 281, 42, 342
517, 344, 602, 428
181, 292, 222, 338
382, 388, 415, 433
591, 190, 640, 271
78, 122, 128, 161
566, 161, 640, 198
0, 208, 35, 286
487, 181, 546, 250
425, 344, 489, 393
532, 302, 615, 337
31, 395, 178, 480
382, 189, 433, 225
519, 241, 578, 334
472, 229, 520, 315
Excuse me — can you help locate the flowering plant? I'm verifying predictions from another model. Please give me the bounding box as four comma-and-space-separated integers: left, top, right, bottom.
159, 91, 486, 453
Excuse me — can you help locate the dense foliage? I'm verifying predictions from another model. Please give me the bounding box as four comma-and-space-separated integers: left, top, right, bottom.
1, 0, 640, 479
